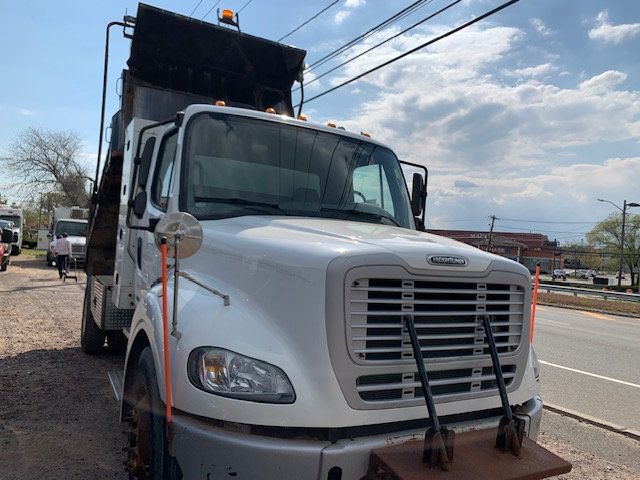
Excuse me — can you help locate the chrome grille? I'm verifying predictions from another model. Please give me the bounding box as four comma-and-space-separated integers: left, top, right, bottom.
71, 244, 85, 255
347, 277, 525, 403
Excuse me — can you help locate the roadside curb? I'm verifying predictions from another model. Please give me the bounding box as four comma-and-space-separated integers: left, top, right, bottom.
536, 301, 640, 320
544, 403, 640, 442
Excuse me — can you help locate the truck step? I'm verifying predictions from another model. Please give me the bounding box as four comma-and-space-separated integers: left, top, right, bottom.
366, 428, 571, 480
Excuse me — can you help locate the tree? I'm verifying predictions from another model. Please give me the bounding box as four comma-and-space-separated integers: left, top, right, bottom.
586, 214, 640, 286
3, 127, 91, 207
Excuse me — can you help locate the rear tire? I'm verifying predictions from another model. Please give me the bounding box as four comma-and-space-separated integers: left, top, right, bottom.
81, 283, 106, 354
0, 261, 7, 272
126, 347, 168, 479
11, 245, 20, 256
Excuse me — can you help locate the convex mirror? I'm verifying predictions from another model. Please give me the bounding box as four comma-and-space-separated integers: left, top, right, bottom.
154, 212, 203, 259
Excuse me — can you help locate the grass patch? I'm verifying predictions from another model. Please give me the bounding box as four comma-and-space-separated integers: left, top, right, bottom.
537, 292, 640, 317
19, 248, 46, 258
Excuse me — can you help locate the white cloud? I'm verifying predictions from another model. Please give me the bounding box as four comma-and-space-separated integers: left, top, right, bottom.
589, 11, 640, 43
18, 108, 35, 116
578, 70, 627, 91
334, 0, 366, 25
334, 10, 350, 25
507, 63, 555, 78
530, 18, 552, 36
320, 22, 640, 232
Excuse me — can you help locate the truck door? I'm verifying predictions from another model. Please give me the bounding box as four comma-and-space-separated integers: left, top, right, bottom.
128, 125, 178, 291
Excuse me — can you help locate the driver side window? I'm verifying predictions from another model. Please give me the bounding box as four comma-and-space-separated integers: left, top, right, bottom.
151, 131, 178, 211
352, 163, 395, 216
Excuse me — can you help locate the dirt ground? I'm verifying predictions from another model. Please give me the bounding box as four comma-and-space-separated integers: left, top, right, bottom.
1, 254, 639, 479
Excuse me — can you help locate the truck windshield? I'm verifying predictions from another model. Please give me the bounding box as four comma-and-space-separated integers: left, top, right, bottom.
0, 215, 20, 227
182, 112, 415, 229
55, 221, 87, 237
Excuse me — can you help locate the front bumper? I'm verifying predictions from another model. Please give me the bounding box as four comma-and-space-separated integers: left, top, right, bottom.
172, 395, 543, 480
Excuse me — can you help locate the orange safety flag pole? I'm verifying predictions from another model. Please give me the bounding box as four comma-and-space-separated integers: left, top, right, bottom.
160, 238, 173, 426
530, 264, 541, 343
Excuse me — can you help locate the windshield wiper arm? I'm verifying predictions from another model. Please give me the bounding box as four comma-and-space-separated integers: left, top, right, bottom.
194, 196, 290, 216
319, 207, 400, 227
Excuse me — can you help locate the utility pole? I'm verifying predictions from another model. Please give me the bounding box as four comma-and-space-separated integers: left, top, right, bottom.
487, 215, 498, 252
597, 198, 640, 287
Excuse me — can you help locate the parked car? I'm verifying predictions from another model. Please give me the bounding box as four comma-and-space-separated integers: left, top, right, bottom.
576, 269, 596, 279
0, 219, 14, 272
552, 268, 567, 281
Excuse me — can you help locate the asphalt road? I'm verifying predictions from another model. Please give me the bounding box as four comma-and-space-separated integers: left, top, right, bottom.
534, 305, 640, 433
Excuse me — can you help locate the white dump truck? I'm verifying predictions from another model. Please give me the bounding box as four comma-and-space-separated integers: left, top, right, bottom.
46, 206, 88, 266
82, 5, 568, 479
0, 205, 23, 255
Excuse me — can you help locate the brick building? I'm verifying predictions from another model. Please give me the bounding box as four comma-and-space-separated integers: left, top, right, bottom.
428, 229, 563, 273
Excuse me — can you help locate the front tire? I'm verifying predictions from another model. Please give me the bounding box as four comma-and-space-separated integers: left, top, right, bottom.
81, 283, 106, 354
11, 245, 20, 256
126, 347, 168, 479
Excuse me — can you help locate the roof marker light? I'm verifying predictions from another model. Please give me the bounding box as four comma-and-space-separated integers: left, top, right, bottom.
215, 100, 226, 107
360, 131, 371, 137
222, 9, 234, 21
297, 114, 308, 121
265, 107, 276, 114
327, 122, 336, 128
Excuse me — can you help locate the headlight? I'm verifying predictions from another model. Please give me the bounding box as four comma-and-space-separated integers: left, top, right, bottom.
530, 346, 540, 381
188, 347, 295, 404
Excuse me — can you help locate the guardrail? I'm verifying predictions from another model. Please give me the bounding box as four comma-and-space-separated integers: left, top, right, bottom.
537, 283, 640, 303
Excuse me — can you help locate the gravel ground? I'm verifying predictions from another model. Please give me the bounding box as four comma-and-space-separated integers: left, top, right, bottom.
0, 254, 124, 479
1, 254, 639, 479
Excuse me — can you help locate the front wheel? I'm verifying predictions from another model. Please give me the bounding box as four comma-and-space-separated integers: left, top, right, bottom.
11, 245, 20, 256
125, 347, 168, 479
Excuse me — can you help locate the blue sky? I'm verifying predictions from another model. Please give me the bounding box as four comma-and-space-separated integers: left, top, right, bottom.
1, 0, 639, 243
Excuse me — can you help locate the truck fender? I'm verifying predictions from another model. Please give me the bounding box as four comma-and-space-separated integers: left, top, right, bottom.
120, 287, 165, 422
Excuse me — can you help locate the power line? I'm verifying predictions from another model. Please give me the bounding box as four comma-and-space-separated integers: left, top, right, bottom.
189, 0, 205, 17
277, 1, 341, 43
296, 0, 520, 107
296, 0, 462, 92
202, 0, 222, 20
237, 0, 254, 13
305, 0, 433, 73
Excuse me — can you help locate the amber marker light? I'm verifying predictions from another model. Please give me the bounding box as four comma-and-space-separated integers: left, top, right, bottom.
214, 100, 226, 106
265, 107, 276, 114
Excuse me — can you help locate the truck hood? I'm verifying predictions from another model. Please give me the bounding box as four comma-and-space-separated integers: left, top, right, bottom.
190, 216, 513, 275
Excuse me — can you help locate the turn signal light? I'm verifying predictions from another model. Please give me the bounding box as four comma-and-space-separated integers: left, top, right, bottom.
265, 107, 276, 114
215, 100, 226, 106
297, 114, 308, 121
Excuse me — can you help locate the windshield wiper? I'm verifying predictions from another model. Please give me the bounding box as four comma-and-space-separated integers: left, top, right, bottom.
319, 207, 401, 227
194, 196, 290, 216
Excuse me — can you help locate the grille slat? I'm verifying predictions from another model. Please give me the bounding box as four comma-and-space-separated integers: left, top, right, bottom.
357, 372, 516, 392
348, 276, 525, 404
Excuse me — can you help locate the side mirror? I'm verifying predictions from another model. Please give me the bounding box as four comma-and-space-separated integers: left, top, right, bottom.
137, 137, 156, 189
12, 232, 19, 243
133, 191, 147, 219
1, 229, 12, 244
411, 172, 426, 217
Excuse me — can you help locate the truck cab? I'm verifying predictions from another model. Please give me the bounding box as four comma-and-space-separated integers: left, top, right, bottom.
0, 219, 15, 271
0, 207, 23, 255
47, 218, 88, 266
82, 5, 542, 479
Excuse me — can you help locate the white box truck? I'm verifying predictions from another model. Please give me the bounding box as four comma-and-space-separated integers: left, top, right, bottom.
82, 5, 566, 479
0, 206, 23, 255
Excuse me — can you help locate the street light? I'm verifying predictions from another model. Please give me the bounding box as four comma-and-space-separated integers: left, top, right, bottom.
597, 198, 640, 287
